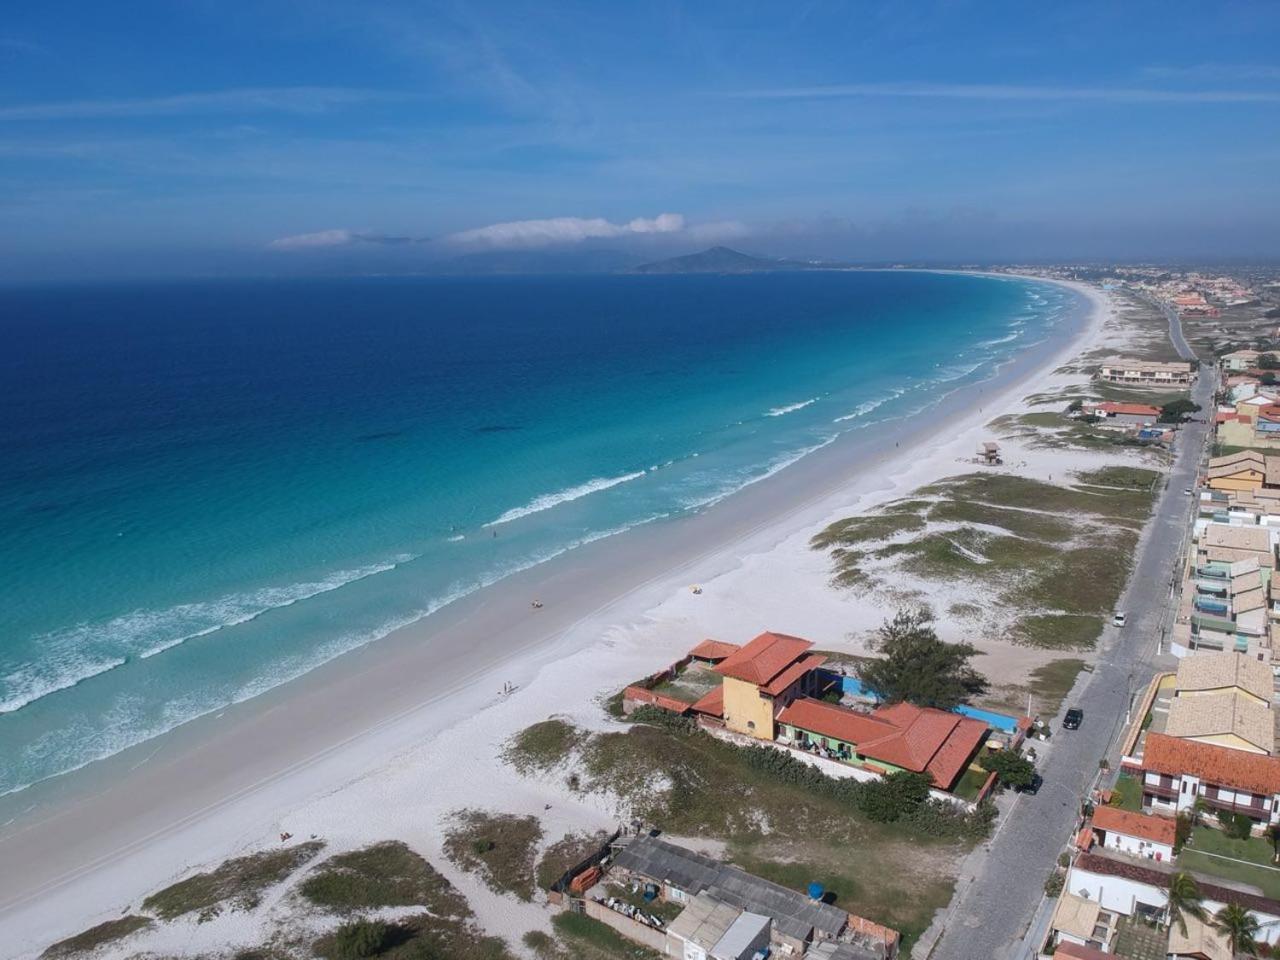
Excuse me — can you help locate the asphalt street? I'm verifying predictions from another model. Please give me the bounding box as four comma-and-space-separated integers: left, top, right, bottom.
931, 302, 1214, 960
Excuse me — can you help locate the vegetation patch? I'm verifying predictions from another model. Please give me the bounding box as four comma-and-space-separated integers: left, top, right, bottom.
443, 810, 543, 901
142, 841, 324, 921
1011, 614, 1103, 650
551, 912, 664, 960
517, 711, 989, 951
536, 831, 612, 892
300, 841, 468, 915
1027, 659, 1087, 715
312, 913, 514, 960
41, 916, 153, 959
810, 513, 925, 548
504, 719, 584, 774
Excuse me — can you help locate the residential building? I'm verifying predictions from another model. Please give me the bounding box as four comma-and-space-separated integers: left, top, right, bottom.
1216, 396, 1280, 450
774, 697, 988, 790
663, 893, 771, 960
713, 632, 827, 739
1221, 349, 1261, 372
1204, 450, 1267, 492
1167, 914, 1232, 960
1066, 850, 1280, 944
1043, 891, 1118, 955
1088, 806, 1176, 861
1097, 357, 1194, 386
1162, 651, 1275, 754
1133, 731, 1280, 828
609, 835, 899, 957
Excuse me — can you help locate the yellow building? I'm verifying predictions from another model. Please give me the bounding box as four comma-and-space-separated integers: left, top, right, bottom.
1205, 450, 1266, 492
714, 632, 826, 739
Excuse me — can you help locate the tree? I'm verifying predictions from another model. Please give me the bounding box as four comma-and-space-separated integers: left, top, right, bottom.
1267, 824, 1280, 864
1159, 398, 1202, 423
1262, 372, 1278, 386
1212, 901, 1260, 957
980, 749, 1036, 791
1174, 813, 1193, 853
855, 770, 934, 823
1165, 871, 1207, 937
1260, 353, 1280, 369
857, 608, 987, 709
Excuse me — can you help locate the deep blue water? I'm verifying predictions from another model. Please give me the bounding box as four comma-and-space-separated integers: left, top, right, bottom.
0, 271, 1074, 794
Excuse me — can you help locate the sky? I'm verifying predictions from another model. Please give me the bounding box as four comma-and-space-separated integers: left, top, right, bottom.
3, 0, 1280, 279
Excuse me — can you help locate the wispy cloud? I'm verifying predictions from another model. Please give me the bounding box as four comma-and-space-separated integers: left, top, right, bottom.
446, 213, 686, 248
727, 81, 1280, 104
0, 87, 406, 121
269, 229, 427, 250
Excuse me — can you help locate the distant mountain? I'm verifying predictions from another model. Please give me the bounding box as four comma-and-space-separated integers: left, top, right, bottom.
632, 246, 825, 274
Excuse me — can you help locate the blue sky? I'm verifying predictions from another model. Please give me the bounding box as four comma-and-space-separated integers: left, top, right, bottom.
3, 0, 1279, 277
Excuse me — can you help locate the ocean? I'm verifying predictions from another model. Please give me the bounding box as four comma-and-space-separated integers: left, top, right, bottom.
0, 270, 1077, 795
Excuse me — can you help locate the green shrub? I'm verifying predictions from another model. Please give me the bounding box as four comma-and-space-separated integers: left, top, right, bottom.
980, 749, 1036, 791
333, 920, 391, 959
1045, 872, 1064, 897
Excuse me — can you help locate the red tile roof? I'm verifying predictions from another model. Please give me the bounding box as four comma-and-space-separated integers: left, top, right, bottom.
776, 697, 988, 788
761, 653, 826, 696
1090, 806, 1176, 845
714, 631, 814, 686
688, 639, 740, 662
689, 686, 724, 718
777, 698, 897, 744
1143, 732, 1280, 796
1097, 402, 1160, 417
1054, 944, 1112, 960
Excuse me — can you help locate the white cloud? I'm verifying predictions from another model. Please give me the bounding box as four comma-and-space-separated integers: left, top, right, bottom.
728, 81, 1280, 104
447, 213, 685, 248
0, 87, 401, 121
270, 229, 357, 250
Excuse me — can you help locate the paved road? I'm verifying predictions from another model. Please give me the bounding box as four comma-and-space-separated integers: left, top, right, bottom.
930, 303, 1214, 960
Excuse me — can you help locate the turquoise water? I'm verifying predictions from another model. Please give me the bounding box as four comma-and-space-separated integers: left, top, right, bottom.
0, 271, 1076, 794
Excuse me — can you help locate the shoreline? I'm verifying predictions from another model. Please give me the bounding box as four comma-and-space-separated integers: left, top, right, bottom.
0, 275, 1106, 954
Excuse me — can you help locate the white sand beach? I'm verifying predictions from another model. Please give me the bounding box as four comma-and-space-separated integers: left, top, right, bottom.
0, 277, 1159, 958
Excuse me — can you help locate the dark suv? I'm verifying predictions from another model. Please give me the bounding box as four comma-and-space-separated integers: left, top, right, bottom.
1063, 708, 1083, 730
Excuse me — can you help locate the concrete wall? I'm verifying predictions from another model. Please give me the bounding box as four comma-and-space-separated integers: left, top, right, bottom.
721, 676, 774, 739
1101, 832, 1173, 862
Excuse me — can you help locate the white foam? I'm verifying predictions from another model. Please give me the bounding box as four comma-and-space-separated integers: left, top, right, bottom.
447, 535, 465, 543
0, 657, 127, 715
766, 398, 816, 417
484, 471, 646, 526
0, 557, 412, 716
833, 388, 906, 423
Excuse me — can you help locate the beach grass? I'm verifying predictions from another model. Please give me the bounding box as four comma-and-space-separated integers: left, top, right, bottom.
810, 513, 926, 548
141, 840, 324, 920
443, 810, 543, 902
504, 719, 584, 774
41, 916, 153, 959
1010, 614, 1103, 650
300, 841, 468, 915
312, 913, 514, 960
1027, 658, 1087, 715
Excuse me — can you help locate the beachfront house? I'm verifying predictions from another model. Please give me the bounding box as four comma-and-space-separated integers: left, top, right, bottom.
713, 632, 828, 739
1205, 450, 1268, 492
774, 697, 989, 791
1163, 652, 1275, 755
1087, 806, 1176, 861
1097, 357, 1194, 387
1132, 732, 1280, 829
1221, 349, 1262, 372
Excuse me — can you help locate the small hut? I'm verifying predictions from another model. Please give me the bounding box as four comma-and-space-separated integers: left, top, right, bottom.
978, 441, 1002, 465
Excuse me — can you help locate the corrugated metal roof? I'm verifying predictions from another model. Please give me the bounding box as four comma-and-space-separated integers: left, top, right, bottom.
612, 836, 849, 942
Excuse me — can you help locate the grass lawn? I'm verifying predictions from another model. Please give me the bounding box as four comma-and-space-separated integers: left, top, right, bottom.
953, 766, 990, 802
1011, 614, 1103, 650
1108, 772, 1143, 812
550, 912, 663, 960
141, 841, 324, 920
1181, 827, 1280, 898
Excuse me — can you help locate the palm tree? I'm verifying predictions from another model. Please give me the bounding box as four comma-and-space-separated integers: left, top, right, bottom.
1212, 901, 1260, 958
1165, 871, 1207, 937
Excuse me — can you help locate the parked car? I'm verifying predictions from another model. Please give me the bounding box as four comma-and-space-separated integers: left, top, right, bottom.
1183, 487, 1193, 496
1112, 612, 1127, 627
1063, 708, 1084, 730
